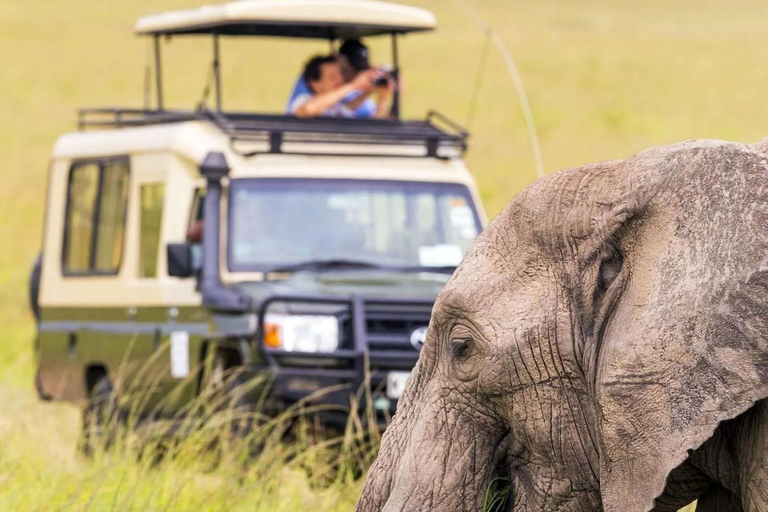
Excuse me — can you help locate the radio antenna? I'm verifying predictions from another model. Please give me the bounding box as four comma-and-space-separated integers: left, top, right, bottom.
466, 29, 491, 131
449, 0, 545, 179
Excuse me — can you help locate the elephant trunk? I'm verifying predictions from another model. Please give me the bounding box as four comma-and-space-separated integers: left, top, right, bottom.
358, 390, 507, 511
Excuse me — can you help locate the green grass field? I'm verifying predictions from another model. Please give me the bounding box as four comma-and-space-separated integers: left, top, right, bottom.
3, 0, 767, 508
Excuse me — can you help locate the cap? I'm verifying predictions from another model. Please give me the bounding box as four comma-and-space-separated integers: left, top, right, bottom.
339, 39, 370, 71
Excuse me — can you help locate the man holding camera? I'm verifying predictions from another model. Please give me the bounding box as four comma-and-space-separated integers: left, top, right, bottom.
288, 40, 395, 119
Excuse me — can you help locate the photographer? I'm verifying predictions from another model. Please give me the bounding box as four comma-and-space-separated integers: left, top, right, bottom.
336, 39, 397, 119
289, 54, 394, 119
335, 40, 379, 118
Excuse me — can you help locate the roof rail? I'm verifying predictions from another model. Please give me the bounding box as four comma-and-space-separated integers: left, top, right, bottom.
77, 108, 469, 159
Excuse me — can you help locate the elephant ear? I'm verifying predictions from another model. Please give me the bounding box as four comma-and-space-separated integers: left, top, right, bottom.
591, 140, 768, 511
752, 136, 768, 155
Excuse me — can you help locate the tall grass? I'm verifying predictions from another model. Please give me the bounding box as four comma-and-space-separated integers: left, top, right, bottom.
2, 354, 379, 511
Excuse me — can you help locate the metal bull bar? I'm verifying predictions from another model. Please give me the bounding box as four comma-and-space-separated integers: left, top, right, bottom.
256, 294, 368, 394
255, 294, 434, 401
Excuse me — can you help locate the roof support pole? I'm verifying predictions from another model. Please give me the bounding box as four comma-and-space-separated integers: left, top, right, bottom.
154, 34, 164, 111
213, 33, 222, 112
391, 33, 400, 120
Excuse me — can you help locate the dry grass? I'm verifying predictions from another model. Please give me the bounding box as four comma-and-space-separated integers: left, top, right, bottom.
3, 0, 762, 509
0, 368, 370, 511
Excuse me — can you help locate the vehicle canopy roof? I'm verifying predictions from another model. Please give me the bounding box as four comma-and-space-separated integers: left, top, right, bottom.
74, 0, 466, 158
134, 0, 436, 39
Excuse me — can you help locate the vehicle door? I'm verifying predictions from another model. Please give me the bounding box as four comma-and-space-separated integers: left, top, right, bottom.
126, 170, 169, 413
37, 156, 135, 403
128, 160, 207, 417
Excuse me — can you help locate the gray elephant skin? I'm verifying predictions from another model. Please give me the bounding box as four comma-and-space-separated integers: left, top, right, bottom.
358, 139, 768, 511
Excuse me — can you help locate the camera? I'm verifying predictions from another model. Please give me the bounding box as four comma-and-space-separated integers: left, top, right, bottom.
374, 74, 392, 87
372, 66, 395, 87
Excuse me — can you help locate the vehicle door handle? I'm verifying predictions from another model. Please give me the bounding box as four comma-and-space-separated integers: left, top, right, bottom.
127, 307, 138, 321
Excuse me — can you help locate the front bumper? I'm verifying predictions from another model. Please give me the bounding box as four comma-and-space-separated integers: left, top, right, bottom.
248, 294, 431, 428
241, 365, 399, 427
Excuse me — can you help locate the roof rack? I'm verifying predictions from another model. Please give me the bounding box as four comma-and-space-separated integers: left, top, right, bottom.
77, 108, 468, 159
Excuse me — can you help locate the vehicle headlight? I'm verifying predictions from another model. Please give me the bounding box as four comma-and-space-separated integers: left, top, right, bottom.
263, 314, 339, 353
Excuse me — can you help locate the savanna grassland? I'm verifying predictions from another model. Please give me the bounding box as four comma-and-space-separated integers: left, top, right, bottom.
3, 0, 768, 509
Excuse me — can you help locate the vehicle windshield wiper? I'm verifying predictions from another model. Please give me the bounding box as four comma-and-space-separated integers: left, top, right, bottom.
266, 259, 385, 274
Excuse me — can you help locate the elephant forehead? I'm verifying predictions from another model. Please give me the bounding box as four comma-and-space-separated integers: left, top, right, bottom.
438, 205, 567, 318
438, 269, 508, 315
479, 163, 628, 262
438, 258, 556, 327
493, 171, 591, 248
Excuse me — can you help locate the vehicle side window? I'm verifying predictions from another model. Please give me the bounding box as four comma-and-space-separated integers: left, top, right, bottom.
64, 163, 99, 272
186, 188, 205, 244
63, 158, 130, 275
139, 183, 165, 278
94, 159, 130, 272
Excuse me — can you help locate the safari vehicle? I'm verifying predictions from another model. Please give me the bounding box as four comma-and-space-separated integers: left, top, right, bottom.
31, 0, 486, 437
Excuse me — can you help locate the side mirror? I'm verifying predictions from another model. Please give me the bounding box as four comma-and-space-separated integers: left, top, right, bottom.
167, 243, 193, 278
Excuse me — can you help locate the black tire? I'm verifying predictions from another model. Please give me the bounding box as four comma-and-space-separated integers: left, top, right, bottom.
79, 376, 124, 457
29, 254, 42, 324
207, 354, 256, 438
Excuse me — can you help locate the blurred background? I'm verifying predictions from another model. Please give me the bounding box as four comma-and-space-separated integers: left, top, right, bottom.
2, 0, 767, 508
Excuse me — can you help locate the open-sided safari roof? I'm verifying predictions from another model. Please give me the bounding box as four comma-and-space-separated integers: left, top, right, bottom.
72, 0, 465, 160
134, 0, 437, 39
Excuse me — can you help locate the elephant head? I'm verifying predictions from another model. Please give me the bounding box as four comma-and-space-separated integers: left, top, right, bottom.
358, 139, 768, 511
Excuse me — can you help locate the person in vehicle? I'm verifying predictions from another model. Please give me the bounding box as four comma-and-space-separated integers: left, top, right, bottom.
187, 219, 203, 244
286, 40, 384, 118
288, 53, 394, 119
336, 40, 380, 118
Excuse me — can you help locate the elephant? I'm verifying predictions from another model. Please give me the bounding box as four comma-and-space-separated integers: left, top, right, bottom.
358, 139, 768, 511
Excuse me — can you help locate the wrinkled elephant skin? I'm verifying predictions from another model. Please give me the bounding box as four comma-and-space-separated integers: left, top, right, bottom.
358, 139, 768, 511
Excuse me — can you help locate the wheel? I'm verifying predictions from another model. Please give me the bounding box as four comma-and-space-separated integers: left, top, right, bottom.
205, 352, 257, 442
29, 254, 41, 323
79, 376, 124, 456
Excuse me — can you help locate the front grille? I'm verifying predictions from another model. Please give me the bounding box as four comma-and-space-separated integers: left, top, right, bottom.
365, 301, 432, 371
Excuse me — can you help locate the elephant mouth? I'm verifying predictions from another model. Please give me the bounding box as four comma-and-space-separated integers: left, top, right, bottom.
482, 434, 514, 511
482, 475, 512, 512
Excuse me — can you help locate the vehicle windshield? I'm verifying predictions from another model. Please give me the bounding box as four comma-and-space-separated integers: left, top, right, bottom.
228, 179, 482, 273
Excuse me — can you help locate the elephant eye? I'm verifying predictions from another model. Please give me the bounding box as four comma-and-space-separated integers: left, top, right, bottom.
450, 337, 474, 359
597, 249, 623, 295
